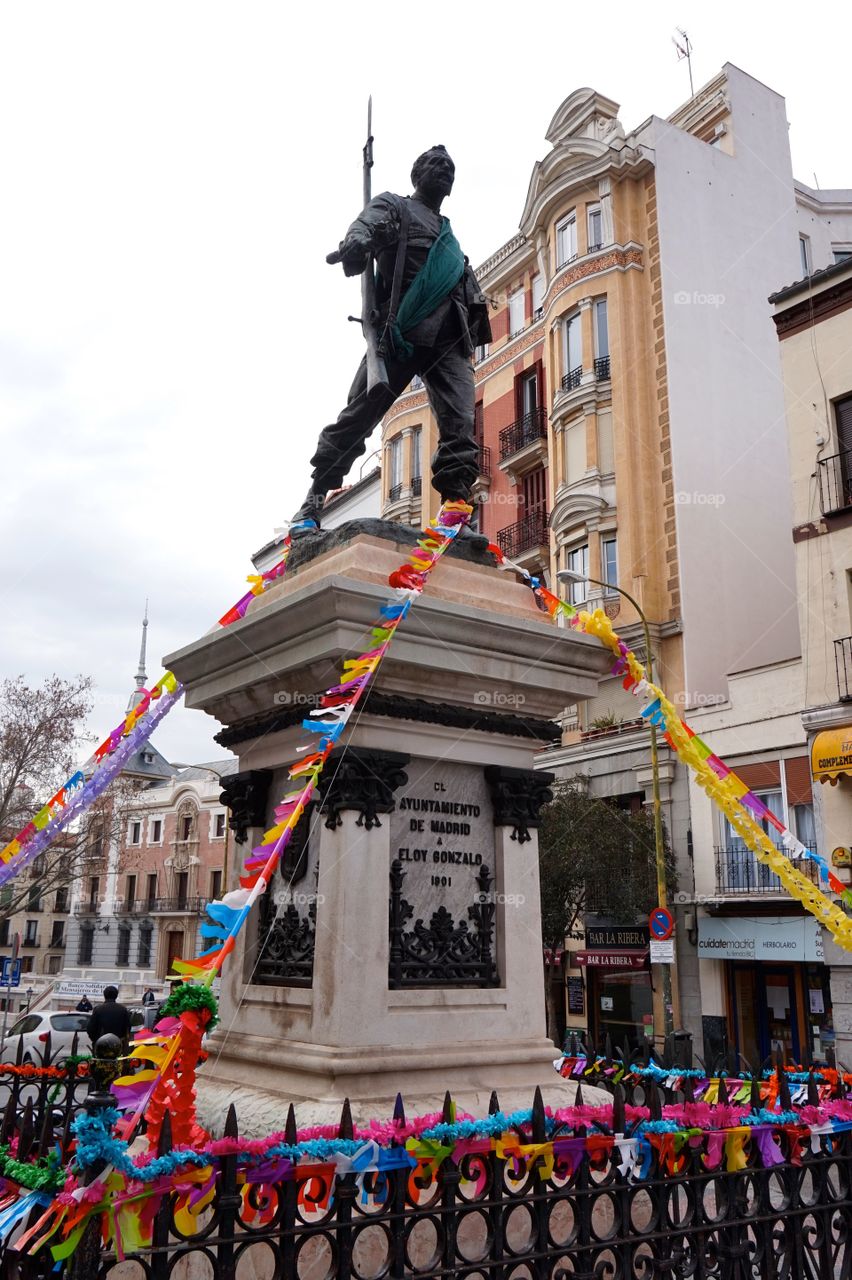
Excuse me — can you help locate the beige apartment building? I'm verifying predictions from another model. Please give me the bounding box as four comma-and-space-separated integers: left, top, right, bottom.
382, 64, 852, 1057
772, 257, 852, 1061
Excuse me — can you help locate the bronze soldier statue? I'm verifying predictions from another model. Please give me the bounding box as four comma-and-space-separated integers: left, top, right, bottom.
290, 145, 492, 535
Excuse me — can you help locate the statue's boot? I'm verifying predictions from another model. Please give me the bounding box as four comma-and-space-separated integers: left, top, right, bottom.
443, 496, 490, 553
289, 489, 326, 537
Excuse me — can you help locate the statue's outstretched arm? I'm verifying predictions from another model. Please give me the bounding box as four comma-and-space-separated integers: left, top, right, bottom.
326, 192, 400, 277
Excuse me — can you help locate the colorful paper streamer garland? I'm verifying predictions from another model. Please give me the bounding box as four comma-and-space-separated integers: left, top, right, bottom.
488, 544, 852, 951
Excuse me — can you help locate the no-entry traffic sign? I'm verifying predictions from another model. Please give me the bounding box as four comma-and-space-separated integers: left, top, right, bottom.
649, 907, 674, 941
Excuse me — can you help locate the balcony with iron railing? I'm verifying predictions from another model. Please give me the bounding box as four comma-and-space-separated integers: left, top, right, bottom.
150, 896, 206, 915
74, 902, 101, 916
496, 503, 549, 561
477, 445, 492, 479
594, 355, 611, 380
714, 845, 820, 896
499, 407, 547, 461
388, 482, 403, 502
817, 449, 852, 516
411, 476, 422, 497
835, 636, 852, 701
561, 365, 582, 392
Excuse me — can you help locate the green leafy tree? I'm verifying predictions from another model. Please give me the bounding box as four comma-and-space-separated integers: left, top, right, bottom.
538, 776, 676, 1044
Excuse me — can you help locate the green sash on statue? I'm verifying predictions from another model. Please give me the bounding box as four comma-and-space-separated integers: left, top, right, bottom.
389, 218, 466, 358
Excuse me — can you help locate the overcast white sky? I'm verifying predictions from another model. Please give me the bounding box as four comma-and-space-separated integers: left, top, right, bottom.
3, 1, 851, 767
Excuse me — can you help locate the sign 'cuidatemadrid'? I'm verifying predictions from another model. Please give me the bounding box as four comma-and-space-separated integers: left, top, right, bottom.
697, 915, 823, 962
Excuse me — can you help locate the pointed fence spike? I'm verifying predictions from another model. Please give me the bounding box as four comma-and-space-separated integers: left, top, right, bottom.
488, 1091, 500, 1116
682, 1075, 695, 1104
393, 1092, 406, 1125
531, 1087, 546, 1142
574, 1081, 584, 1109
157, 1108, 173, 1157
612, 1083, 626, 1134
37, 1103, 54, 1159
750, 1076, 763, 1112
442, 1091, 453, 1124
339, 1098, 354, 1140
648, 1085, 662, 1121
807, 1070, 819, 1108
1, 1095, 16, 1146
285, 1104, 298, 1145
604, 1033, 613, 1065
777, 1054, 792, 1111
224, 1103, 239, 1139
717, 1075, 729, 1106
18, 1098, 34, 1161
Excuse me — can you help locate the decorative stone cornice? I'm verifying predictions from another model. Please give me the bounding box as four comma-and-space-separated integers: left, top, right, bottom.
544, 245, 643, 313
484, 765, 555, 843
316, 748, 410, 830
215, 692, 562, 750
219, 770, 273, 845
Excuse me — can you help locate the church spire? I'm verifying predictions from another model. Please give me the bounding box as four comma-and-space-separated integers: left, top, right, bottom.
127, 600, 149, 711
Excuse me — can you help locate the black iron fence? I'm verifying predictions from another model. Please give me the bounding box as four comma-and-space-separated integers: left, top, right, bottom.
715, 845, 819, 896
835, 635, 852, 701
499, 406, 547, 460
496, 503, 549, 560
4, 1038, 852, 1278
561, 365, 583, 392
818, 448, 852, 515
477, 444, 492, 478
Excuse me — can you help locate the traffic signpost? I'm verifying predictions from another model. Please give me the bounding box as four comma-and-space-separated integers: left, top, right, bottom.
649, 908, 675, 965
0, 934, 21, 1055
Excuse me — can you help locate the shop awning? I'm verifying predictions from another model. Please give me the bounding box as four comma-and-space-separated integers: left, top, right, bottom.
811, 728, 852, 784
574, 949, 649, 970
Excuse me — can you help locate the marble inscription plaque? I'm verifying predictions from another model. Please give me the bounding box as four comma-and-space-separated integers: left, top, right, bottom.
390, 758, 496, 921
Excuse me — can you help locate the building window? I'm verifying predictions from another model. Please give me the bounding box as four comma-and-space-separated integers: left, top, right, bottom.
474, 400, 484, 443
88, 876, 99, 908
520, 369, 538, 419
563, 312, 582, 381
137, 925, 153, 969
474, 342, 490, 363
0, 921, 9, 947
151, 818, 162, 844
587, 205, 603, 251
116, 925, 131, 967
532, 275, 545, 319
508, 287, 525, 336
50, 920, 65, 947
214, 813, 226, 839
27, 886, 41, 912
88, 822, 104, 860
78, 926, 94, 965
522, 467, 547, 512
601, 537, 618, 593
125, 874, 137, 908
21, 956, 34, 974
566, 544, 589, 606
834, 248, 852, 264
24, 921, 38, 947
799, 234, 811, 277
595, 298, 609, 359
129, 820, 142, 846
46, 954, 62, 975
175, 872, 189, 909
411, 427, 422, 483
180, 813, 194, 842
55, 887, 68, 913
793, 803, 816, 849
210, 869, 223, 901
556, 214, 577, 268
388, 435, 403, 498
146, 873, 158, 908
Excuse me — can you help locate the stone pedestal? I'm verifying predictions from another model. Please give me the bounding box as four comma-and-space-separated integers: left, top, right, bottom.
165, 523, 610, 1130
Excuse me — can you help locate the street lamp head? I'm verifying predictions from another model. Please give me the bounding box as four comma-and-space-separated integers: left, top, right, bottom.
557, 570, 585, 584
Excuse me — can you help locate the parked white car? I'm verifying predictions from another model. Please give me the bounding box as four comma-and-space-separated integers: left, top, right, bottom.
2, 1010, 90, 1064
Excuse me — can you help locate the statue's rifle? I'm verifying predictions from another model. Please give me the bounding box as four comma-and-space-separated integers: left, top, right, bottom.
358, 97, 390, 397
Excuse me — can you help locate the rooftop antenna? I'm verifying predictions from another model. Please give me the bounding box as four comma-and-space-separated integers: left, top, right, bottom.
673, 29, 694, 98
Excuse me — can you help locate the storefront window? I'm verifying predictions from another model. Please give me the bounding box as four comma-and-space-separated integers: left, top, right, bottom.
593, 971, 653, 1052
